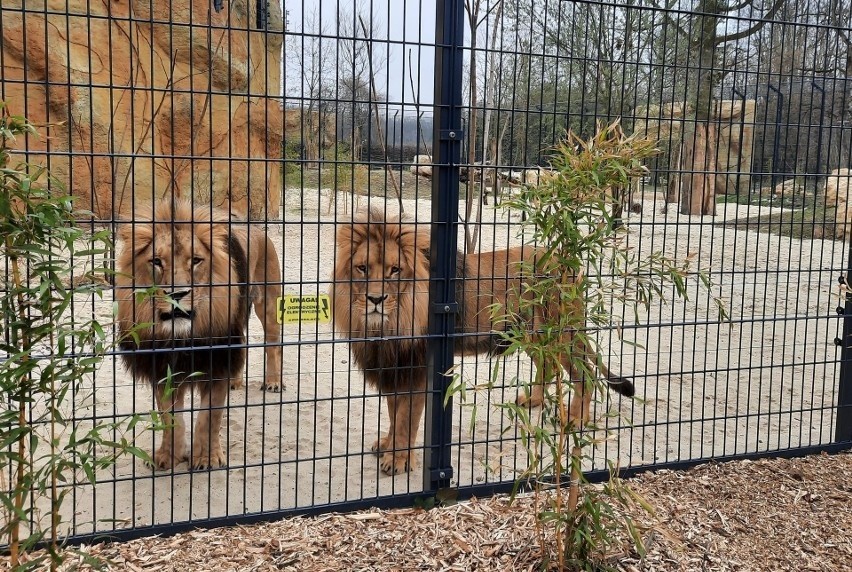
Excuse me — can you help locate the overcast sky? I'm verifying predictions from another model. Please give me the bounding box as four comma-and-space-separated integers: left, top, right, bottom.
281, 0, 438, 107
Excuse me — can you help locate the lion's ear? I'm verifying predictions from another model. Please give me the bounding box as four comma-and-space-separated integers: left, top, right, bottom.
336, 210, 373, 251
114, 220, 155, 254
115, 221, 133, 245
336, 222, 358, 251
414, 226, 431, 259
114, 202, 155, 247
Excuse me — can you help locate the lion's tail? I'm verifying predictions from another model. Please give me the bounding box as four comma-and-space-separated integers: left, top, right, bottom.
605, 375, 635, 397
593, 354, 635, 398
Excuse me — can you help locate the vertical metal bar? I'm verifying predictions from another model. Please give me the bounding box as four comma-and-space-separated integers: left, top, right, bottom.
837, 217, 852, 444
767, 83, 783, 189
423, 0, 464, 492
811, 81, 826, 176
256, 0, 268, 30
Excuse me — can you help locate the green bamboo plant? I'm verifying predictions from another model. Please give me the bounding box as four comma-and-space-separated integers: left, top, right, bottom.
0, 102, 148, 571
449, 120, 726, 570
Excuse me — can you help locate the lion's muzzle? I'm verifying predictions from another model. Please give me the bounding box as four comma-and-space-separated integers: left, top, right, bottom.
366, 294, 387, 313
157, 288, 196, 336
364, 293, 389, 328
159, 307, 196, 322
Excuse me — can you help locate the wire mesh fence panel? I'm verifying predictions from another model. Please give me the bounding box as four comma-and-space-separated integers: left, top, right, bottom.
1, 0, 851, 546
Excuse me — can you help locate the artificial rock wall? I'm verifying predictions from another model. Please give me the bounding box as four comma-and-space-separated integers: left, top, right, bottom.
1, 0, 284, 220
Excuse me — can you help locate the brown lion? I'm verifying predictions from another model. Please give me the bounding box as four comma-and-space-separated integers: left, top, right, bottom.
116, 199, 283, 470
331, 208, 634, 476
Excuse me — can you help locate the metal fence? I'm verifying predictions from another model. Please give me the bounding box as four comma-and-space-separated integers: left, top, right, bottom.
1, 0, 852, 546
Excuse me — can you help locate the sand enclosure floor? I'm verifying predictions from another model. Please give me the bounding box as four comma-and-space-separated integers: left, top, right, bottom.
34, 187, 845, 538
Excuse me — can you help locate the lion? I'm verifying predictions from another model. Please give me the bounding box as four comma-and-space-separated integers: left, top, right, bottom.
115, 199, 283, 470
330, 208, 635, 476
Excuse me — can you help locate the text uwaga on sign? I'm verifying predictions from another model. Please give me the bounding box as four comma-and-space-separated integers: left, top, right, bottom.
276, 294, 332, 324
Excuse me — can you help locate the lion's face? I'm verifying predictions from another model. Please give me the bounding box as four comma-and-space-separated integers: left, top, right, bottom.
332, 209, 430, 338
347, 233, 410, 331
116, 201, 246, 342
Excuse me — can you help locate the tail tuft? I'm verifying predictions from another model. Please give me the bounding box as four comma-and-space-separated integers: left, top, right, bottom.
607, 375, 635, 398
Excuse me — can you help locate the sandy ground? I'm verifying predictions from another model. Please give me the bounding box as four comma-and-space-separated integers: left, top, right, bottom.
31, 184, 845, 539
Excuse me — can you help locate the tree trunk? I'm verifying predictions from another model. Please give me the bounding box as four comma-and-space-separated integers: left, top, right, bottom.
464, 28, 479, 253
674, 0, 720, 216
666, 145, 681, 204
679, 122, 717, 216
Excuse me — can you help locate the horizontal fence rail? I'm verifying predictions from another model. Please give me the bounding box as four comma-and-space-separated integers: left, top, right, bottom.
1, 0, 851, 547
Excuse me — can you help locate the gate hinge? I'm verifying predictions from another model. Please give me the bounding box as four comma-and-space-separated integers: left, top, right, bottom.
430, 467, 454, 482
431, 302, 459, 314
439, 129, 465, 141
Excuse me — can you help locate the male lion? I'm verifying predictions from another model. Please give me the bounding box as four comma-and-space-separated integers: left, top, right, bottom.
331, 208, 635, 476
116, 199, 283, 470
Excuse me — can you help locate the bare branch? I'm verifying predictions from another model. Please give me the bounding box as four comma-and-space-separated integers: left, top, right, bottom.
714, 0, 785, 45
646, 0, 690, 39
358, 15, 403, 212
722, 0, 758, 12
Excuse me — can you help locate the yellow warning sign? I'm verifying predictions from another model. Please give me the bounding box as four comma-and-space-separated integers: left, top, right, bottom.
277, 294, 332, 324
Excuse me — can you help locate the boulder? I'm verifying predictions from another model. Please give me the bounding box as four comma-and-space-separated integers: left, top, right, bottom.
409, 154, 432, 178
824, 169, 852, 237
0, 0, 284, 220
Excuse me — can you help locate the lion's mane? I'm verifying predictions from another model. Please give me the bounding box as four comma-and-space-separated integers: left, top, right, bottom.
330, 208, 523, 394
115, 200, 250, 386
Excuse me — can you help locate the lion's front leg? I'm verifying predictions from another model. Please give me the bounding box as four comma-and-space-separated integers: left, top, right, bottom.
562, 335, 594, 428
191, 379, 228, 470
567, 379, 592, 428
372, 393, 397, 455
517, 352, 549, 408
152, 383, 189, 470
378, 378, 427, 476
253, 240, 284, 392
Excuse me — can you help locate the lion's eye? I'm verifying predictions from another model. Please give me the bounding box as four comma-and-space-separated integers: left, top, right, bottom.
389, 266, 401, 275
151, 257, 163, 268
192, 256, 204, 266
355, 264, 367, 274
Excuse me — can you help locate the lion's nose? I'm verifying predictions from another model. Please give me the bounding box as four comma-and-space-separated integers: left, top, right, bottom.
168, 289, 191, 303
366, 294, 387, 306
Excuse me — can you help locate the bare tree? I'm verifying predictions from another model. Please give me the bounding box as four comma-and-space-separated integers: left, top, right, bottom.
285, 7, 332, 168
337, 5, 386, 162
460, 0, 506, 253
658, 0, 785, 215
358, 14, 403, 211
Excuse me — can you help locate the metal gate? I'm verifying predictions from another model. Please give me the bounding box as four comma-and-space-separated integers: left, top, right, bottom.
1, 0, 851, 547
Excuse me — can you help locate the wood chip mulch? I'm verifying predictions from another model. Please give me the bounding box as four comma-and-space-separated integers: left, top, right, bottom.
11, 450, 852, 571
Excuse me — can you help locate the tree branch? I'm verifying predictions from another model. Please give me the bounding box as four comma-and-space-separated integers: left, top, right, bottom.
714, 0, 785, 45
475, 0, 503, 29
646, 0, 690, 39
722, 0, 758, 12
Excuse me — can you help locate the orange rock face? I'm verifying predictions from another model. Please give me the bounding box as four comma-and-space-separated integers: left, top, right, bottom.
1, 0, 283, 220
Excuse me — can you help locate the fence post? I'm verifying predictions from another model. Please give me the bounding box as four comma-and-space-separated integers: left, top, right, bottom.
423, 0, 465, 492
838, 232, 852, 444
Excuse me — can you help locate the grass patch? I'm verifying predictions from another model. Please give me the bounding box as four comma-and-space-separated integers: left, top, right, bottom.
717, 191, 812, 210
717, 202, 843, 240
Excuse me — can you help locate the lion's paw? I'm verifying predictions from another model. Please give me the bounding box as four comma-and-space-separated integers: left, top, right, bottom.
190, 448, 227, 470
371, 435, 393, 454
150, 447, 188, 470
515, 391, 543, 408
262, 378, 282, 392
230, 378, 245, 390
379, 451, 413, 476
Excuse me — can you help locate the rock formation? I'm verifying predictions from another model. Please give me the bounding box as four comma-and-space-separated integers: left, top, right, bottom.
824, 168, 852, 238
1, 0, 284, 220
632, 99, 757, 195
